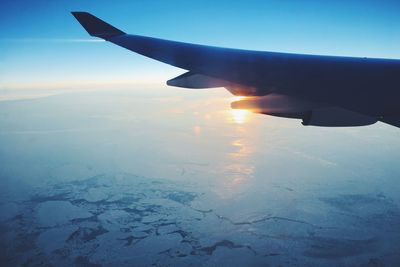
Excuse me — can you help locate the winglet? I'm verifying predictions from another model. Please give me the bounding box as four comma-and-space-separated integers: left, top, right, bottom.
71, 12, 125, 39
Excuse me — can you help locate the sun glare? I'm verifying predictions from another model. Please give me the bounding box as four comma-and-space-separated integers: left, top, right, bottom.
230, 96, 250, 124
231, 109, 250, 124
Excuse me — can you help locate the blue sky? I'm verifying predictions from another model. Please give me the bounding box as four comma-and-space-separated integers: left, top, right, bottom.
1, 0, 400, 90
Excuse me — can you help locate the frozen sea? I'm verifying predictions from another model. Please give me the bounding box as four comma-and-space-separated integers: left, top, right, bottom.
0, 88, 400, 267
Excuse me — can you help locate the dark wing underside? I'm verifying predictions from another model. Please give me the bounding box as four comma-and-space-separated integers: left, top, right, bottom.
72, 12, 400, 128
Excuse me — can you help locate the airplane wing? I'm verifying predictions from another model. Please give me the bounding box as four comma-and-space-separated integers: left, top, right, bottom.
72, 12, 400, 128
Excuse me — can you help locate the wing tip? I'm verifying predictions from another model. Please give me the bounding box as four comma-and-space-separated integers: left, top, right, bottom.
71, 11, 125, 39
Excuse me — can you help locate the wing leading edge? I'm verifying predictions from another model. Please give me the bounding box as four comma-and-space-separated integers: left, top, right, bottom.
72, 12, 400, 128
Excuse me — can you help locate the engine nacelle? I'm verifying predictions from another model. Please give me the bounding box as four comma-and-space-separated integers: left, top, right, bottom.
167, 71, 228, 89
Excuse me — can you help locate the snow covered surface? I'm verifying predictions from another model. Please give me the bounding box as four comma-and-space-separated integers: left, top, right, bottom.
0, 90, 399, 266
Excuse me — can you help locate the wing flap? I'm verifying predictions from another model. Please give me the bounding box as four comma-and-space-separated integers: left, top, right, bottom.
303, 107, 377, 127
231, 94, 377, 127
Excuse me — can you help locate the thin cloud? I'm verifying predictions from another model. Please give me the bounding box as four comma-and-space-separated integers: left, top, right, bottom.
0, 38, 104, 43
